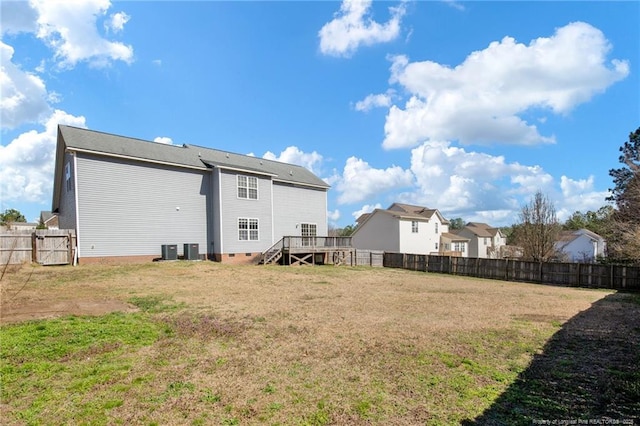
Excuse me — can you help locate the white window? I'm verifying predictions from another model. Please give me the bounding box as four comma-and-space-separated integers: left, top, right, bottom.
484, 237, 488, 245
301, 223, 317, 247
435, 242, 439, 250
411, 221, 418, 233
65, 163, 72, 192
435, 222, 439, 233
237, 175, 258, 200
238, 218, 259, 241
453, 242, 466, 253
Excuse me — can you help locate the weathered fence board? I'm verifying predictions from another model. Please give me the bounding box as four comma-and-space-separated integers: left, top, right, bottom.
352, 250, 384, 267
383, 253, 640, 291
0, 230, 76, 265
0, 232, 33, 265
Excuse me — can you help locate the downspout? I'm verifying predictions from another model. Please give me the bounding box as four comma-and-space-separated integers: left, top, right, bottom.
217, 168, 224, 256
72, 153, 81, 264
271, 178, 274, 244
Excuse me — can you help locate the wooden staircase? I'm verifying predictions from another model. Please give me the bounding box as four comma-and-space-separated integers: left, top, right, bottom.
259, 239, 284, 265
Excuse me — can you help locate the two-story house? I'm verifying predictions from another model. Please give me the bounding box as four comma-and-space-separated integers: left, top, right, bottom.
453, 222, 508, 259
351, 203, 468, 256
52, 125, 329, 263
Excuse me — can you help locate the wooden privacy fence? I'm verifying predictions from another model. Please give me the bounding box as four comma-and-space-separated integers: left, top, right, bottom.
384, 252, 640, 291
0, 230, 76, 266
347, 250, 384, 267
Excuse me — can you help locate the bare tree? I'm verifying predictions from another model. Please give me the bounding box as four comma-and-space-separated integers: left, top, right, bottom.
513, 191, 561, 262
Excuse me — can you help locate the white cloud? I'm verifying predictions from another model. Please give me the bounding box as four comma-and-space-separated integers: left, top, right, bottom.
335, 156, 414, 204
354, 90, 395, 112
352, 203, 381, 221
319, 0, 406, 57
327, 209, 341, 222
263, 146, 323, 175
556, 175, 610, 221
0, 110, 87, 203
405, 140, 557, 222
383, 22, 629, 149
154, 136, 173, 145
0, 41, 51, 129
106, 11, 130, 33
0, 1, 38, 35
442, 0, 465, 12
30, 0, 134, 68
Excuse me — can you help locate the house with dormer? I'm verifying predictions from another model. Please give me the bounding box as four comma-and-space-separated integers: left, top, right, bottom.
352, 203, 469, 256
452, 222, 508, 259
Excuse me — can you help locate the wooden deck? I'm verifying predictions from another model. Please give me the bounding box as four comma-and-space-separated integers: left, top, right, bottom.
261, 236, 354, 266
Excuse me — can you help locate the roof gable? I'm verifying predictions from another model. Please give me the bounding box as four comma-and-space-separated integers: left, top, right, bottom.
387, 203, 449, 224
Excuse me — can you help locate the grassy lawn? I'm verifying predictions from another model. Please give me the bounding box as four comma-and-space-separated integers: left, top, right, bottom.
1, 262, 638, 425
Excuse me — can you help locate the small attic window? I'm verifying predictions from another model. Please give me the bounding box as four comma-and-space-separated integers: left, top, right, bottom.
65, 162, 73, 192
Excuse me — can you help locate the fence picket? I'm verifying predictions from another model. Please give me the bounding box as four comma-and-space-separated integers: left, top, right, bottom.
382, 252, 639, 291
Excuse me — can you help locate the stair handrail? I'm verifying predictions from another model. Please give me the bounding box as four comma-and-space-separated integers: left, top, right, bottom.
261, 237, 285, 264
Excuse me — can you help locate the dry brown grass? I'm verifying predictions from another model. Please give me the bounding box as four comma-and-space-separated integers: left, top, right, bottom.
2, 262, 634, 425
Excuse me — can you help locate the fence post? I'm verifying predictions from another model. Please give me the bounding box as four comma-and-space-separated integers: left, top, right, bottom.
576, 262, 581, 287
505, 258, 509, 281
31, 232, 37, 263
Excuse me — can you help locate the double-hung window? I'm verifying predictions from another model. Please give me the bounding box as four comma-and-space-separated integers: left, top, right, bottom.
411, 221, 419, 233
238, 218, 259, 241
237, 175, 258, 200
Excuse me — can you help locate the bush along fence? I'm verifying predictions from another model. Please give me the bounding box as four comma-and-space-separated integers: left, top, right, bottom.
0, 229, 76, 266
383, 253, 640, 291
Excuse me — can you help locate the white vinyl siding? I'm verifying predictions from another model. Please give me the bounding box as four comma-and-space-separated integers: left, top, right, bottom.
75, 154, 210, 258
352, 213, 400, 252
272, 183, 327, 241
220, 170, 272, 253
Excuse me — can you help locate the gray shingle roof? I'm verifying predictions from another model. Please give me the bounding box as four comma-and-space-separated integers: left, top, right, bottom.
58, 125, 329, 189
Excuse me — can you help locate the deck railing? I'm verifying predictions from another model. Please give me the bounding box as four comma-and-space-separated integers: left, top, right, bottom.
282, 236, 353, 250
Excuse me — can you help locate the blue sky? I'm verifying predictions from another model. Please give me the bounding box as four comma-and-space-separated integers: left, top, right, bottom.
1, 0, 638, 228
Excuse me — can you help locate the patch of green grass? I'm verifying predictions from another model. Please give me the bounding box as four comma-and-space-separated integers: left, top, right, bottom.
200, 388, 222, 404
302, 400, 331, 426
0, 312, 165, 424
128, 295, 185, 313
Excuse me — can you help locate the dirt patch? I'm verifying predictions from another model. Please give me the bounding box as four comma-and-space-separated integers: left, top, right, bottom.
1, 299, 137, 324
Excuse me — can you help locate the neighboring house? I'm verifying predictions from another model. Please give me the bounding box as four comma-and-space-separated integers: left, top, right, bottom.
40, 211, 59, 229
453, 222, 509, 259
52, 125, 329, 264
352, 203, 468, 256
555, 229, 606, 263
